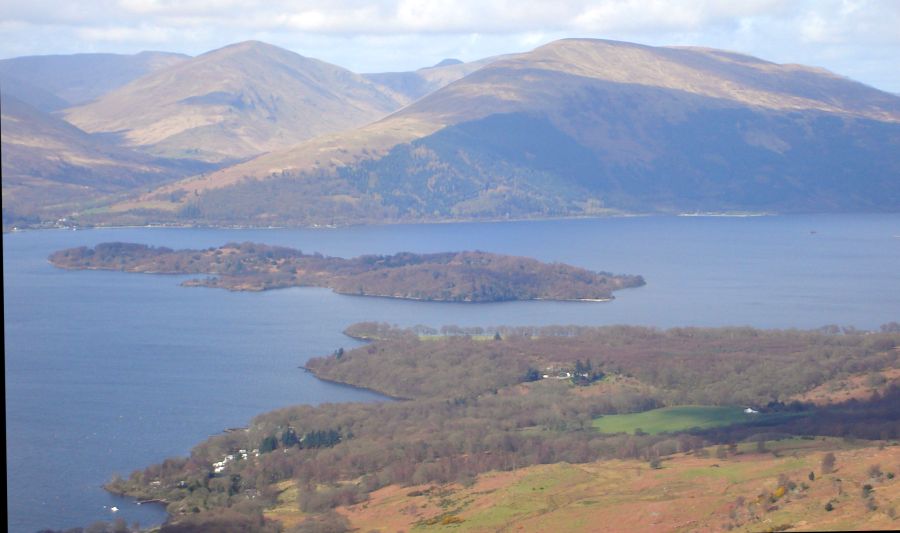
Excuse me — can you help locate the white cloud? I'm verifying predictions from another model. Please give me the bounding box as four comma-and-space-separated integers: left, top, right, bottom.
76, 24, 175, 43
118, 0, 251, 17
0, 0, 898, 91
799, 12, 830, 43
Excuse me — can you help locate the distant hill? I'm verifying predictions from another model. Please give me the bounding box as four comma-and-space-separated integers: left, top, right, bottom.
63, 41, 408, 163
0, 92, 209, 225
0, 74, 70, 112
108, 38, 899, 227
0, 51, 188, 107
433, 58, 463, 67
363, 55, 504, 104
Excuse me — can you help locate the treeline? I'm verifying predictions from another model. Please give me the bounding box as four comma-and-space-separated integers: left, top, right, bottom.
349, 320, 900, 342
49, 242, 644, 302
699, 385, 900, 444
105, 324, 900, 531
343, 321, 648, 340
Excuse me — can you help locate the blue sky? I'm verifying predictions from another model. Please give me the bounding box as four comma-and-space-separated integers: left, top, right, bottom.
1, 0, 898, 92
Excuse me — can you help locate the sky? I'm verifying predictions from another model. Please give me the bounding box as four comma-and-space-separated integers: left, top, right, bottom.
1, 0, 898, 93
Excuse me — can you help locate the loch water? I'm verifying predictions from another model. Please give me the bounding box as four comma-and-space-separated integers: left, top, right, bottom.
5, 214, 900, 532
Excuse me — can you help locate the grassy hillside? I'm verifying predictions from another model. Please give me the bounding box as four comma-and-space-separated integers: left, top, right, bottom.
63, 41, 407, 163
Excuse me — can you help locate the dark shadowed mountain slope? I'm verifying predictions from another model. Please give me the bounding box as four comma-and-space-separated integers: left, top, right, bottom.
63, 41, 408, 163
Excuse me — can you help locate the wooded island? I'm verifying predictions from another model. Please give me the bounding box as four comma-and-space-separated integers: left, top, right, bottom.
48, 242, 644, 302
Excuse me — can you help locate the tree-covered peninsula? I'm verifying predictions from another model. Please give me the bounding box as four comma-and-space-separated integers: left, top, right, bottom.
48, 242, 644, 302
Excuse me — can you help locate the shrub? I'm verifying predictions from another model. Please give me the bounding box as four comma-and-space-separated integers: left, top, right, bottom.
867, 464, 883, 479
297, 485, 365, 513
289, 510, 351, 533
821, 452, 836, 474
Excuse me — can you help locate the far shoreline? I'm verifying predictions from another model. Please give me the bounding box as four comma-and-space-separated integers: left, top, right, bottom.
3, 209, 785, 234
20, 210, 900, 236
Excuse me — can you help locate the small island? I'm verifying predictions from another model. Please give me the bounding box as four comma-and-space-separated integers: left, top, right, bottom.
49, 242, 645, 302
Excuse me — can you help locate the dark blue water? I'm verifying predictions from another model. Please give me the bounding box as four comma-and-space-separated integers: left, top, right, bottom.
5, 215, 900, 532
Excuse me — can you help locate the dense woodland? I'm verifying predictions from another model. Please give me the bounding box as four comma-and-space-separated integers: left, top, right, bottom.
49, 242, 644, 302
104, 323, 900, 531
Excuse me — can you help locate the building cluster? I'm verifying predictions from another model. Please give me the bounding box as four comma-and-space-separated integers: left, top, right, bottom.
212, 448, 259, 473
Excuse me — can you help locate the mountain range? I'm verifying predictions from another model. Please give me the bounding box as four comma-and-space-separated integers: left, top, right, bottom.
2, 38, 898, 228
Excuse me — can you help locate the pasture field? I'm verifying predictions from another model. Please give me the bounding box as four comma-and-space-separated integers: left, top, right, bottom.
592, 405, 763, 435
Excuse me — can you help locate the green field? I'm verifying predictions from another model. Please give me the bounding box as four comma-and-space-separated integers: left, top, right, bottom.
592, 405, 757, 435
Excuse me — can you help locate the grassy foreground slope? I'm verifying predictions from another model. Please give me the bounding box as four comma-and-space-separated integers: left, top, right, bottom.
293, 439, 899, 532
